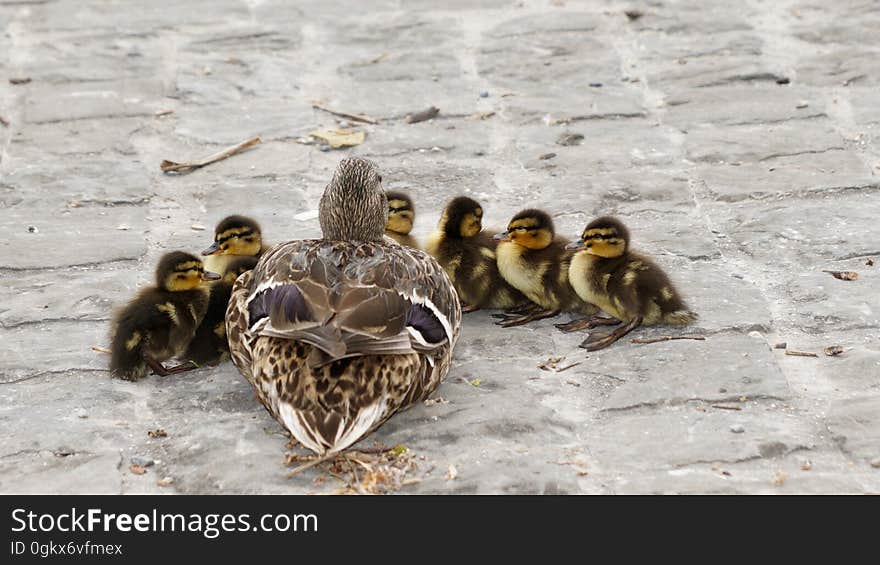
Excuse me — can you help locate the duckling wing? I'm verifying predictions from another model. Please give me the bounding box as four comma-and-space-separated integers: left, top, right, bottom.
238, 239, 461, 365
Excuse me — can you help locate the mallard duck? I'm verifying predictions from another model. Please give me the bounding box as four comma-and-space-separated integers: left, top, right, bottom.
183, 256, 259, 366
494, 209, 596, 326
561, 216, 698, 350
384, 190, 419, 248
424, 196, 528, 313
226, 157, 461, 456
201, 215, 267, 276
109, 251, 220, 380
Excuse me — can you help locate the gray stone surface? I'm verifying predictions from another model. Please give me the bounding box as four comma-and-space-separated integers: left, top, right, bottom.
1, 0, 878, 494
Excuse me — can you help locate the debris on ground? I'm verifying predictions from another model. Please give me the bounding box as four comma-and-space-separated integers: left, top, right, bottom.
784, 350, 818, 358
624, 9, 644, 20
556, 132, 584, 146
190, 223, 207, 231
467, 110, 495, 120
154, 109, 174, 117
537, 356, 581, 372
866, 258, 874, 266
308, 128, 365, 149
284, 443, 423, 494
311, 103, 379, 125
405, 106, 440, 124
147, 428, 167, 438
161, 136, 262, 173
156, 477, 174, 487
822, 270, 858, 281
773, 342, 787, 349
91, 345, 111, 354
9, 77, 31, 85
445, 464, 458, 481
130, 464, 147, 475
631, 335, 706, 344
730, 424, 745, 433
131, 455, 154, 467
773, 470, 788, 486
800, 460, 812, 471
823, 346, 844, 357
539, 152, 557, 160
424, 396, 449, 407
0, 115, 9, 127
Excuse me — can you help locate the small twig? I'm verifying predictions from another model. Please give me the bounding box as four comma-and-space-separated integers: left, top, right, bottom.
161, 136, 262, 173
405, 106, 440, 124
9, 77, 31, 85
711, 404, 742, 411
556, 362, 581, 372
91, 345, 111, 354
285, 454, 332, 478
785, 350, 818, 358
311, 103, 379, 125
154, 109, 174, 117
631, 335, 706, 344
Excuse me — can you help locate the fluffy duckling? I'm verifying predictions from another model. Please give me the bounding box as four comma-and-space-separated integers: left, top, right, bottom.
201, 215, 267, 275
424, 196, 527, 312
561, 216, 698, 351
110, 252, 220, 380
494, 209, 596, 326
384, 191, 419, 248
183, 256, 259, 366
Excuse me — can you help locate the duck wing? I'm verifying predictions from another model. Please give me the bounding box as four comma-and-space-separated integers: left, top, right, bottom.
232, 239, 460, 366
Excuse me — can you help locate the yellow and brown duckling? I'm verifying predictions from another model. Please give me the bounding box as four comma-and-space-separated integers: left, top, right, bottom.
109, 251, 220, 380
384, 191, 419, 248
424, 196, 527, 313
183, 256, 259, 366
494, 209, 596, 326
201, 215, 267, 275
560, 216, 698, 351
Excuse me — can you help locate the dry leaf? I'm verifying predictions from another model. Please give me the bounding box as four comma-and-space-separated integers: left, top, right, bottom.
823, 346, 844, 357
157, 477, 174, 487
309, 128, 366, 148
130, 464, 147, 475
446, 464, 458, 481
467, 111, 496, 120
823, 270, 858, 281
773, 470, 788, 486
469, 378, 482, 387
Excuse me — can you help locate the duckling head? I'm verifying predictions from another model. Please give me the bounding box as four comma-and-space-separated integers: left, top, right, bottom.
320, 157, 387, 241
202, 215, 262, 257
157, 251, 220, 292
493, 209, 555, 250
438, 196, 483, 239
222, 256, 259, 284
385, 191, 415, 236
566, 216, 630, 258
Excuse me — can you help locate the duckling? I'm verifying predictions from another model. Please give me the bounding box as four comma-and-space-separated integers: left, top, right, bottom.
493, 209, 596, 326
109, 252, 220, 380
183, 256, 259, 366
201, 215, 267, 275
561, 216, 698, 351
424, 196, 527, 313
225, 157, 461, 456
384, 191, 419, 248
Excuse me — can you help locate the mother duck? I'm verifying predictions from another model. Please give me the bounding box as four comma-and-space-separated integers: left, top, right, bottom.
226, 157, 461, 456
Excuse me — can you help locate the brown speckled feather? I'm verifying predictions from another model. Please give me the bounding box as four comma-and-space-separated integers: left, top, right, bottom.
227, 239, 461, 455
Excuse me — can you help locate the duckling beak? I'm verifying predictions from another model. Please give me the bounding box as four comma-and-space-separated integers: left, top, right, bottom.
493, 231, 511, 242
566, 238, 586, 250
201, 241, 222, 256
202, 271, 221, 281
